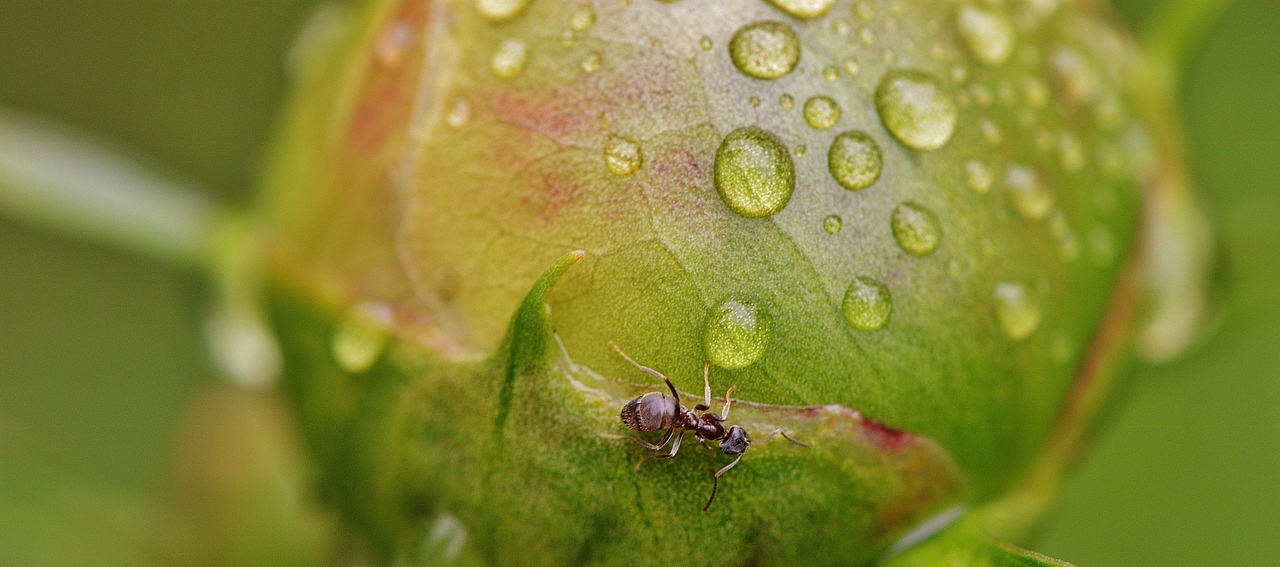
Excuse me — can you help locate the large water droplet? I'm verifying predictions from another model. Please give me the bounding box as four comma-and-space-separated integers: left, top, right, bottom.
714, 126, 796, 218
729, 21, 801, 80
842, 277, 892, 331
1004, 165, 1053, 220
331, 301, 395, 374
828, 131, 883, 190
993, 282, 1040, 340
823, 214, 843, 234
604, 135, 643, 176
703, 299, 772, 369
765, 0, 836, 19
955, 5, 1014, 66
490, 38, 529, 78
891, 202, 942, 256
876, 70, 958, 151
477, 0, 530, 22
803, 96, 842, 130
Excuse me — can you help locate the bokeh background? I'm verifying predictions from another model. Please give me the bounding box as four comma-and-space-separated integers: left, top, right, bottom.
0, 1, 1275, 565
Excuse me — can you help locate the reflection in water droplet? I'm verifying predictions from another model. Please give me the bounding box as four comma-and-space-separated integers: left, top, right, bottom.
703, 299, 772, 369
603, 135, 643, 176
803, 96, 842, 130
729, 21, 801, 80
714, 126, 796, 218
569, 6, 596, 31
765, 0, 836, 19
842, 277, 892, 331
828, 131, 883, 190
823, 214, 843, 235
891, 202, 942, 256
477, 0, 530, 21
993, 282, 1040, 340
964, 160, 993, 194
490, 38, 529, 78
332, 301, 395, 374
1004, 165, 1053, 220
955, 5, 1014, 66
876, 70, 958, 151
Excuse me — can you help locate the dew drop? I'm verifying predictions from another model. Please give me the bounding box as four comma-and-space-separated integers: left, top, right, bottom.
331, 301, 395, 374
580, 52, 602, 73
803, 96, 842, 130
476, 0, 530, 22
1050, 46, 1100, 106
993, 282, 1040, 340
703, 299, 772, 369
749, 96, 762, 107
823, 214, 843, 235
891, 202, 942, 256
793, 144, 808, 157
729, 21, 801, 80
445, 98, 471, 128
569, 6, 596, 31
490, 38, 529, 78
1003, 165, 1053, 220
1048, 209, 1081, 263
828, 131, 883, 191
779, 93, 795, 109
964, 160, 993, 194
699, 36, 714, 51
765, 0, 836, 19
955, 5, 1014, 66
842, 277, 892, 331
714, 126, 796, 218
1057, 131, 1086, 172
876, 70, 958, 151
822, 66, 840, 82
603, 135, 643, 176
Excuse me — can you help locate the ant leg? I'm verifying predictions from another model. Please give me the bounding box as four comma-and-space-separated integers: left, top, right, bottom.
635, 430, 684, 470
720, 385, 737, 421
755, 428, 809, 447
702, 455, 743, 512
609, 341, 682, 407
694, 361, 712, 411
599, 427, 675, 452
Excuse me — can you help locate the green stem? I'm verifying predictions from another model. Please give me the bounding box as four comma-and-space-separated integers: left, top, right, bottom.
0, 107, 224, 271
1141, 0, 1236, 89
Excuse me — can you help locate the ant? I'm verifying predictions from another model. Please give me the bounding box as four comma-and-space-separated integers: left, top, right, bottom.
602, 341, 807, 511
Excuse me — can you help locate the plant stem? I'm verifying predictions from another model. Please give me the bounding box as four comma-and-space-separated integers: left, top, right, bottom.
1141, 0, 1237, 89
0, 107, 223, 271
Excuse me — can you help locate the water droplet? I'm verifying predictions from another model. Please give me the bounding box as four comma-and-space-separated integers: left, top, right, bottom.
823, 214, 843, 235
803, 96, 842, 130
580, 52, 602, 73
822, 66, 840, 82
854, 2, 875, 22
699, 36, 714, 51
842, 277, 892, 331
876, 70, 958, 151
765, 0, 835, 19
445, 98, 471, 128
476, 0, 530, 21
955, 5, 1014, 66
843, 58, 861, 75
1056, 131, 1086, 172
714, 126, 796, 218
331, 301, 395, 374
993, 282, 1040, 340
569, 6, 596, 31
374, 21, 415, 69
1048, 209, 1081, 263
1003, 165, 1053, 220
828, 131, 883, 190
603, 135, 643, 176
1050, 46, 1100, 106
1089, 226, 1115, 266
703, 299, 772, 369
779, 93, 795, 109
858, 28, 877, 47
490, 38, 529, 78
891, 202, 942, 256
793, 144, 808, 157
749, 96, 762, 107
979, 118, 1002, 145
964, 160, 993, 194
729, 21, 801, 80
1050, 331, 1073, 364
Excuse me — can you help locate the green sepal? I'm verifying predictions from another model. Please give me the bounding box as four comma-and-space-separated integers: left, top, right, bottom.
881, 515, 1074, 567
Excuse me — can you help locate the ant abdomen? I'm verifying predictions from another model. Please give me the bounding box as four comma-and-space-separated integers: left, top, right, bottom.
620, 391, 680, 431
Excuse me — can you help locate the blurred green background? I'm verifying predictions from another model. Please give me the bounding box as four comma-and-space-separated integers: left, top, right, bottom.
0, 1, 1275, 565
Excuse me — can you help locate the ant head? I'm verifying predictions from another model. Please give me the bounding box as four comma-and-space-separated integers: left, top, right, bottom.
718, 425, 750, 455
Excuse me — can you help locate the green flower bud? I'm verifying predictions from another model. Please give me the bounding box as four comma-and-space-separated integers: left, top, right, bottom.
259, 0, 1216, 564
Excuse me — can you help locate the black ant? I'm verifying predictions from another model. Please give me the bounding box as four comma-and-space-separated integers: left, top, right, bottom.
602, 341, 807, 511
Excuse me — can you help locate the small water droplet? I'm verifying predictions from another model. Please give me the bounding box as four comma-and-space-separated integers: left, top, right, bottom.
891, 202, 942, 256
1056, 131, 1086, 172
876, 70, 958, 151
476, 0, 530, 21
703, 299, 772, 369
833, 18, 852, 36
854, 2, 875, 22
569, 6, 596, 31
765, 0, 835, 19
843, 58, 861, 75
580, 52, 602, 73
1003, 165, 1053, 220
993, 282, 1040, 340
749, 96, 762, 107
793, 144, 808, 157
1048, 209, 1081, 263
374, 21, 415, 69
842, 277, 892, 331
823, 214, 843, 235
445, 98, 471, 128
331, 302, 395, 374
1089, 226, 1115, 266
803, 96, 842, 130
490, 38, 529, 78
822, 66, 840, 82
858, 28, 876, 47
603, 135, 643, 176
699, 36, 714, 51
828, 131, 883, 190
729, 21, 801, 80
714, 126, 796, 218
964, 160, 993, 194
955, 5, 1014, 66
779, 93, 795, 109
1050, 46, 1100, 106
1050, 331, 1073, 364
979, 118, 1002, 145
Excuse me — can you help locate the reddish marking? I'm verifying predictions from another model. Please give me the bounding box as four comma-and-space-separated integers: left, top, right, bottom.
858, 414, 914, 452
344, 0, 431, 154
